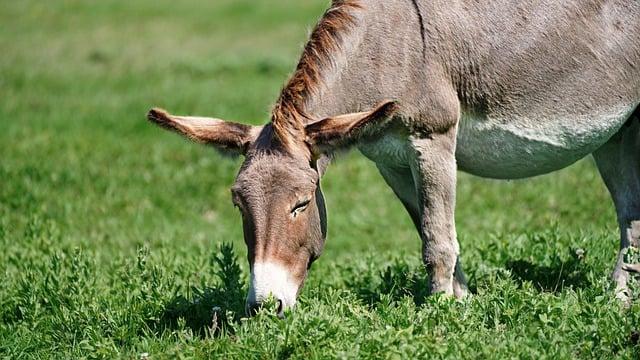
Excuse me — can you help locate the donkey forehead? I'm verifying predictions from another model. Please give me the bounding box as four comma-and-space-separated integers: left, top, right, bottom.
232, 154, 318, 196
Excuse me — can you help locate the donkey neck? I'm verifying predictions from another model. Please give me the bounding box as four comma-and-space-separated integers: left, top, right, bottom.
273, 1, 427, 129
305, 1, 426, 120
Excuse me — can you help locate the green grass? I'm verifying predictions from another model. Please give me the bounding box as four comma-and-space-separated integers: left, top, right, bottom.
1, 0, 639, 358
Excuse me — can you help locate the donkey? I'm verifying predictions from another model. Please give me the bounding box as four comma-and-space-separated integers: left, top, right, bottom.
147, 0, 640, 314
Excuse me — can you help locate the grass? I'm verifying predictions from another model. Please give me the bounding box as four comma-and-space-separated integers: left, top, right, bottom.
1, 0, 639, 358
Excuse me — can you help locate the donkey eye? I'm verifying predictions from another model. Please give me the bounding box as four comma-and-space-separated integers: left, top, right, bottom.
291, 198, 311, 216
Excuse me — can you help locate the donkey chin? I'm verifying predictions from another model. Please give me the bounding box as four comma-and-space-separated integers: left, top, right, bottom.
246, 262, 302, 317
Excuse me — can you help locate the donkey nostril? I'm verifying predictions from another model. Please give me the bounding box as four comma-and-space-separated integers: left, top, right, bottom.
276, 299, 285, 318
247, 300, 284, 317
247, 301, 261, 317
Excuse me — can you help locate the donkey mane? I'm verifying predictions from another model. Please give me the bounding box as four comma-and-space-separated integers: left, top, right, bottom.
271, 0, 362, 147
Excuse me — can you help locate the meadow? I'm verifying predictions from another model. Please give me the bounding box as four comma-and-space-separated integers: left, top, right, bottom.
1, 0, 639, 358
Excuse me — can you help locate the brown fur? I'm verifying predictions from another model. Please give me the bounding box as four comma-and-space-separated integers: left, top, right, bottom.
147, 108, 259, 155
271, 0, 363, 148
305, 100, 399, 154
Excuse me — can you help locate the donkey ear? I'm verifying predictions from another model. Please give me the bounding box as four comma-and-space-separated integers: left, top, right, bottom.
147, 108, 260, 156
304, 100, 399, 155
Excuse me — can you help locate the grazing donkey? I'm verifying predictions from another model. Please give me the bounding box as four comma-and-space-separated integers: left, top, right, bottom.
148, 0, 640, 314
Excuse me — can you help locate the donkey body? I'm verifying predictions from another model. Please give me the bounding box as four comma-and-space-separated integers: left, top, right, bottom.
149, 0, 640, 314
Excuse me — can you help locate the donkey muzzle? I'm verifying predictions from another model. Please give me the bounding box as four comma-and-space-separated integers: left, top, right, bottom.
246, 261, 299, 317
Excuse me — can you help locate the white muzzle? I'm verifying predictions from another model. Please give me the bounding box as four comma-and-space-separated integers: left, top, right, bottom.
246, 261, 299, 314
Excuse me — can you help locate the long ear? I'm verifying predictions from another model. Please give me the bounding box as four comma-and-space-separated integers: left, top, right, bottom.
147, 108, 259, 156
304, 100, 399, 155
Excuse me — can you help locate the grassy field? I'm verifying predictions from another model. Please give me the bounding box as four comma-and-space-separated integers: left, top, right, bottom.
1, 0, 639, 358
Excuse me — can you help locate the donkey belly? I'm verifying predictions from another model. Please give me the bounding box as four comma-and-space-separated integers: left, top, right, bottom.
455, 106, 635, 179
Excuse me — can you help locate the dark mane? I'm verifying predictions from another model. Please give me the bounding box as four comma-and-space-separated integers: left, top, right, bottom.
271, 0, 362, 147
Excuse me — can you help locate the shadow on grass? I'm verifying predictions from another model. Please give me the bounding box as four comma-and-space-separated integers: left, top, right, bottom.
506, 256, 589, 292
153, 246, 589, 335
153, 243, 246, 337
347, 253, 589, 308
346, 260, 431, 308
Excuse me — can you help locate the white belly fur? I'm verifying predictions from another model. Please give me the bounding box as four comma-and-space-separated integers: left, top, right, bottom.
456, 105, 635, 179
360, 104, 636, 179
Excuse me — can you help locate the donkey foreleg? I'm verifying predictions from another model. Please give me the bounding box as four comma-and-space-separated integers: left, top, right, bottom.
409, 130, 468, 298
378, 162, 468, 298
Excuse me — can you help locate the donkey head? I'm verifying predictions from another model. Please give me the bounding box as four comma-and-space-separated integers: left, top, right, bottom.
147, 101, 397, 316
